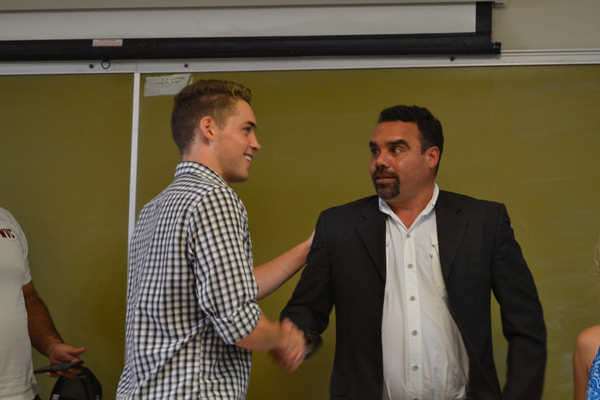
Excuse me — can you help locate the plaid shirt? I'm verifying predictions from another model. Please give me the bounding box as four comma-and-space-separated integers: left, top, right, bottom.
117, 162, 261, 400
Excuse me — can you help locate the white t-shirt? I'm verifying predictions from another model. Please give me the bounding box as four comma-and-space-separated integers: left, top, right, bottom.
0, 207, 39, 400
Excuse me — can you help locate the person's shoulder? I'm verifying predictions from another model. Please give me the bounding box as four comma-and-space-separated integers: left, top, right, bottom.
438, 190, 505, 214
0, 207, 21, 228
574, 325, 600, 373
315, 196, 380, 228
576, 325, 600, 351
163, 172, 239, 205
323, 195, 379, 215
185, 183, 246, 219
203, 182, 240, 202
139, 177, 241, 221
0, 206, 14, 220
439, 190, 500, 206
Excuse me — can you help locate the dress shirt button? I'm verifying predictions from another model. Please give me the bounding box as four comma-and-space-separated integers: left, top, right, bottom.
412, 365, 419, 371
409, 295, 416, 301
407, 264, 413, 269
412, 330, 418, 336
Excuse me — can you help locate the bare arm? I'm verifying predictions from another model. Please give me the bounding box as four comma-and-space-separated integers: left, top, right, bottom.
253, 232, 313, 300
236, 314, 305, 372
23, 281, 63, 356
23, 281, 86, 378
574, 325, 600, 400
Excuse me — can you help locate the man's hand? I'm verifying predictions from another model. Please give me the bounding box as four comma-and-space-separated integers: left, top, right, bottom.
270, 318, 306, 372
47, 343, 86, 379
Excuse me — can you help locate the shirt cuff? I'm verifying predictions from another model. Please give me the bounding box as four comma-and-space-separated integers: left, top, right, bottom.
212, 300, 261, 344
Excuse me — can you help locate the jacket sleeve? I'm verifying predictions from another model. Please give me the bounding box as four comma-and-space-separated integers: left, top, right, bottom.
492, 204, 547, 400
280, 211, 334, 335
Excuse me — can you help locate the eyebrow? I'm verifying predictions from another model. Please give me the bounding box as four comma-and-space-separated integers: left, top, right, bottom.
369, 139, 410, 148
245, 121, 257, 130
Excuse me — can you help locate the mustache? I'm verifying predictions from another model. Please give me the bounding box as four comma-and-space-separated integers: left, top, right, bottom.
372, 168, 398, 179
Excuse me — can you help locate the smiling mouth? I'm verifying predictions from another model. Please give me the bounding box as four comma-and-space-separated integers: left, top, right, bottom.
244, 155, 252, 162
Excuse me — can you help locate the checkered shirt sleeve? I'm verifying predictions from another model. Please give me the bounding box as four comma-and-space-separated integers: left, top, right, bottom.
190, 184, 261, 343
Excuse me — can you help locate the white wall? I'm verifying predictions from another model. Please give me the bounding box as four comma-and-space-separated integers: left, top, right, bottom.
493, 0, 600, 50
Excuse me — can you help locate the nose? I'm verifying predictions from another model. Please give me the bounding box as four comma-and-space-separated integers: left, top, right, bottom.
373, 150, 389, 168
250, 133, 261, 151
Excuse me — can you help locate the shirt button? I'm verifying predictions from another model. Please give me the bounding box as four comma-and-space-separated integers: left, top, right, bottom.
412, 330, 418, 336
410, 296, 416, 301
407, 264, 413, 269
412, 365, 419, 371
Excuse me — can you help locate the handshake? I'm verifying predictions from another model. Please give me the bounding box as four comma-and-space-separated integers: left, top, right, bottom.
268, 318, 322, 373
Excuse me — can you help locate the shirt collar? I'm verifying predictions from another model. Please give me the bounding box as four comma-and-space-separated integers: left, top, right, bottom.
378, 183, 439, 220
174, 161, 227, 186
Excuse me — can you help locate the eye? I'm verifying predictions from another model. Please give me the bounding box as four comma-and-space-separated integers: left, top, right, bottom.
370, 148, 379, 157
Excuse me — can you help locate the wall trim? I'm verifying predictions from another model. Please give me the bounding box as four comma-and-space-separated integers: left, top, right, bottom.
0, 49, 598, 76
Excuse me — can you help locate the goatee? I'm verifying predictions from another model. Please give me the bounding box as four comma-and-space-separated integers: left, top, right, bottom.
372, 168, 399, 200
374, 181, 399, 200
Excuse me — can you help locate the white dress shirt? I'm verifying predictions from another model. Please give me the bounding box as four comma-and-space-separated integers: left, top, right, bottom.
380, 184, 469, 400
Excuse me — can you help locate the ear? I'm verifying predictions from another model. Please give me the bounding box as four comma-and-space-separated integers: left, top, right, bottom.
197, 115, 218, 143
426, 146, 440, 169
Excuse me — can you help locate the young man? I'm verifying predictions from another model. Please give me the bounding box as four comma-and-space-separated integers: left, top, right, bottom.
117, 80, 310, 399
281, 105, 547, 399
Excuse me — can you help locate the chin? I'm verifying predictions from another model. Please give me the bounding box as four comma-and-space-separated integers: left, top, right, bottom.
230, 175, 249, 183
375, 185, 399, 200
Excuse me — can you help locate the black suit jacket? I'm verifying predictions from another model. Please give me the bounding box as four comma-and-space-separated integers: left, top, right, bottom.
282, 191, 547, 399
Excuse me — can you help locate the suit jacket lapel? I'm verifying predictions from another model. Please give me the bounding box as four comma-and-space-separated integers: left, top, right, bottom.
435, 191, 467, 281
356, 197, 387, 281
